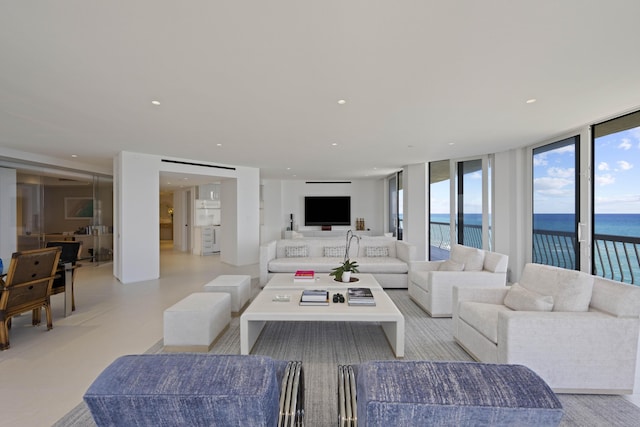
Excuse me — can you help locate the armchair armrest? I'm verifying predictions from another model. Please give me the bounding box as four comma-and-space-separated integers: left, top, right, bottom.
396, 241, 416, 263
452, 286, 509, 328
259, 241, 277, 286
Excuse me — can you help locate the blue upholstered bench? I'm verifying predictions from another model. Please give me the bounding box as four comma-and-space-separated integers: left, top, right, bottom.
338, 361, 563, 426
84, 354, 303, 427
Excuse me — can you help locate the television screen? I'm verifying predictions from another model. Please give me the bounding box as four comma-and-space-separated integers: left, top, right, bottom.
304, 196, 351, 226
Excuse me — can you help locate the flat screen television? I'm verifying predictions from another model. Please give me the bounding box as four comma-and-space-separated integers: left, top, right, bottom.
304, 196, 351, 226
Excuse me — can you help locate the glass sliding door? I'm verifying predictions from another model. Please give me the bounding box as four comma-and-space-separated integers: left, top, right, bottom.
456, 159, 483, 249
397, 171, 403, 240
16, 173, 44, 250
429, 160, 451, 260
388, 174, 397, 237
592, 110, 640, 284
532, 136, 580, 269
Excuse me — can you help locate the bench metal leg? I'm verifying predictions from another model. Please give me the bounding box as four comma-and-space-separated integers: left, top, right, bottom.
279, 360, 304, 427
337, 365, 357, 427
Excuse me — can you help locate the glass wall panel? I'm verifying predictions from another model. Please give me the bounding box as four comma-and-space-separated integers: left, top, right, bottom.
429, 160, 451, 260
592, 110, 640, 284
532, 136, 579, 269
388, 174, 397, 237
457, 159, 483, 249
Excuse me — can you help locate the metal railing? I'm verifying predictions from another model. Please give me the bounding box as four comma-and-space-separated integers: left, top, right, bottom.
429, 222, 640, 285
593, 234, 640, 285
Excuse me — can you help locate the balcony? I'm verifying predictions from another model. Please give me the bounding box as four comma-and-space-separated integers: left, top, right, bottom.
429, 222, 640, 285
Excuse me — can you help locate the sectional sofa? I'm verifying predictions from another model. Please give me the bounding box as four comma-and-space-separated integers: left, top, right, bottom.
260, 236, 416, 288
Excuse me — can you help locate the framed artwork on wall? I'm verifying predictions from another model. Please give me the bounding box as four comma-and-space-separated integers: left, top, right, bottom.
64, 197, 93, 219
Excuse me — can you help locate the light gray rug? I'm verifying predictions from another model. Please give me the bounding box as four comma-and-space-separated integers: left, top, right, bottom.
55, 290, 640, 426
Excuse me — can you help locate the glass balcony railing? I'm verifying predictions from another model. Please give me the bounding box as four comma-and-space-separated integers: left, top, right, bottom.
429, 222, 640, 285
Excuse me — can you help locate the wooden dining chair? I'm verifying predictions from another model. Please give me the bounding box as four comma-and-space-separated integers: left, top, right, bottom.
0, 247, 62, 350
46, 241, 83, 311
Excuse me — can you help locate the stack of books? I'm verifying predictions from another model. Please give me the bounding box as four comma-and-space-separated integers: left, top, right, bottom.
347, 287, 376, 306
294, 270, 315, 282
299, 289, 329, 306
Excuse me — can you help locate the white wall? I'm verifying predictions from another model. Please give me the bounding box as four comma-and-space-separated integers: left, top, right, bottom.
261, 179, 385, 240
115, 151, 260, 284
0, 167, 17, 267
403, 163, 428, 260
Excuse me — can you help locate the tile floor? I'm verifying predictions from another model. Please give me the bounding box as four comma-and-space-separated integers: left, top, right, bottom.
1, 242, 638, 426
0, 242, 258, 427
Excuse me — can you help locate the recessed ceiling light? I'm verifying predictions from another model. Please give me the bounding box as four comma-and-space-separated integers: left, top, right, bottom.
337, 99, 346, 105
151, 100, 161, 105
216, 143, 222, 147
526, 98, 537, 104
71, 154, 78, 158
182, 177, 188, 181
449, 142, 455, 146
331, 142, 338, 146
286, 167, 291, 170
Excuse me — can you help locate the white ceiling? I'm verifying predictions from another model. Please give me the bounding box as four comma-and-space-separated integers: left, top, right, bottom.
2, 1, 640, 181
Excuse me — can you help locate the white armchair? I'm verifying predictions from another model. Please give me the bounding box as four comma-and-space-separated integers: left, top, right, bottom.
408, 244, 508, 317
453, 263, 640, 394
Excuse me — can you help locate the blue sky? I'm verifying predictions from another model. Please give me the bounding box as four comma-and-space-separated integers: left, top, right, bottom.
430, 125, 640, 216
533, 126, 640, 214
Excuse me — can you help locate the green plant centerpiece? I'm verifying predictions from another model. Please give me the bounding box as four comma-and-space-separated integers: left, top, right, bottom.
330, 259, 360, 282
329, 230, 361, 282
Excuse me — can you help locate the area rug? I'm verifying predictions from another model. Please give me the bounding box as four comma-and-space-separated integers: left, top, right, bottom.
54, 290, 640, 426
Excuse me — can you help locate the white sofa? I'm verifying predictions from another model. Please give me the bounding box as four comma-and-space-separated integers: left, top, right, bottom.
453, 262, 640, 394
260, 236, 416, 288
408, 244, 508, 317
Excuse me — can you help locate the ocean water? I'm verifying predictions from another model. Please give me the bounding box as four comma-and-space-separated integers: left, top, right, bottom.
431, 213, 640, 238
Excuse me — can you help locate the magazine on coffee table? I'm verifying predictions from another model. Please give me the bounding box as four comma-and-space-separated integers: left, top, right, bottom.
299, 289, 329, 306
347, 287, 376, 306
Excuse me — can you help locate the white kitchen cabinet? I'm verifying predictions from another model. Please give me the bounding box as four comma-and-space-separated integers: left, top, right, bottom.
194, 226, 221, 255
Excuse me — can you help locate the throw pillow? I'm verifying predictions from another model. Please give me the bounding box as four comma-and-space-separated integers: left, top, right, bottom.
438, 260, 465, 271
366, 246, 389, 257
504, 283, 554, 312
324, 246, 345, 257
519, 263, 594, 312
285, 246, 308, 258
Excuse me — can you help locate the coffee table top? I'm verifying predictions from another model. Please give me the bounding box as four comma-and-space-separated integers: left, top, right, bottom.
264, 273, 383, 290
244, 286, 402, 322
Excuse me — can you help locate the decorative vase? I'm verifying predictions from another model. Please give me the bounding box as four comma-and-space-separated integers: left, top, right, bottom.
342, 271, 351, 282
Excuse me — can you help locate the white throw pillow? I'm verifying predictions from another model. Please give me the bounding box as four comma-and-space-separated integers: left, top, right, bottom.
285, 245, 308, 257
366, 246, 389, 257
504, 283, 554, 311
438, 260, 465, 271
324, 246, 345, 257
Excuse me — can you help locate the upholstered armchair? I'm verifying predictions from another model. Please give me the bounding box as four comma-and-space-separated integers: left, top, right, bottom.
453, 263, 640, 394
408, 244, 508, 317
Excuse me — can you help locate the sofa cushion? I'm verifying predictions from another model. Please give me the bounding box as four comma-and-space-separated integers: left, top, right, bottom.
357, 258, 409, 274
504, 283, 554, 312
324, 246, 345, 257
366, 246, 389, 257
438, 259, 465, 271
519, 263, 594, 312
451, 245, 485, 271
458, 302, 512, 343
269, 257, 342, 273
285, 245, 308, 257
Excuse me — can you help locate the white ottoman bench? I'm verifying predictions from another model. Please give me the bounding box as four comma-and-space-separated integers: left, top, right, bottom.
203, 275, 251, 316
163, 293, 230, 352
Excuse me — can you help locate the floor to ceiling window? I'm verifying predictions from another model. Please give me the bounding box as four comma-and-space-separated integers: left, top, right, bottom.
429, 160, 451, 260
532, 136, 580, 270
388, 171, 403, 240
592, 110, 640, 284
456, 159, 484, 249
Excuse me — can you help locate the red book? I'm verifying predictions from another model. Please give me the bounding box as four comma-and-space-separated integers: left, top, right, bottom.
294, 270, 315, 281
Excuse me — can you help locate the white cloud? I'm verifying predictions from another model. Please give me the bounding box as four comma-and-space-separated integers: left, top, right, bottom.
617, 160, 633, 171
598, 162, 609, 171
554, 145, 575, 154
534, 177, 573, 196
595, 173, 615, 186
533, 153, 548, 166
618, 139, 632, 150
547, 167, 574, 178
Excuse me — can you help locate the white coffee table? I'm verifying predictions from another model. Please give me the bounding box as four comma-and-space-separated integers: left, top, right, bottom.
241, 275, 404, 357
